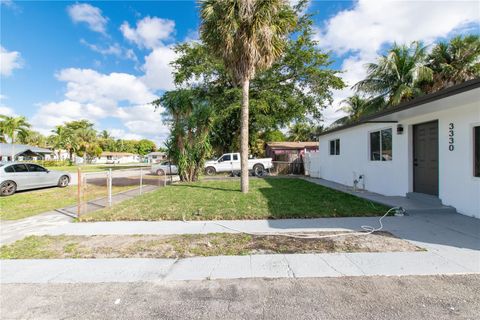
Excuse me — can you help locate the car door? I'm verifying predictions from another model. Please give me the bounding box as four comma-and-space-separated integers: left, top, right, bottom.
217, 154, 232, 172
11, 164, 32, 189
26, 164, 54, 187
231, 154, 241, 171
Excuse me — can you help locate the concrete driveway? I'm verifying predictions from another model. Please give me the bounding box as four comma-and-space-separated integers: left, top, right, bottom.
2, 275, 479, 320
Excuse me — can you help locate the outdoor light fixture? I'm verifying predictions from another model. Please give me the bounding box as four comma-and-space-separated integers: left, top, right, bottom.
397, 124, 404, 135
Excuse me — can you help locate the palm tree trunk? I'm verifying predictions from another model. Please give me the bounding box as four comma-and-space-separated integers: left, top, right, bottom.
240, 78, 250, 193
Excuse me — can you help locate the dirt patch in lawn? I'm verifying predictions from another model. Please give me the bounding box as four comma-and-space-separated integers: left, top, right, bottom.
0, 232, 424, 259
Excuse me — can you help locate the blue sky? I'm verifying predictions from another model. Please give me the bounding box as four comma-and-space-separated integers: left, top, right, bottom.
1, 0, 479, 146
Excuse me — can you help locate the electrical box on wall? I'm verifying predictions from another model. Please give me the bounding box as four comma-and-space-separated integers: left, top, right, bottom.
397, 124, 404, 135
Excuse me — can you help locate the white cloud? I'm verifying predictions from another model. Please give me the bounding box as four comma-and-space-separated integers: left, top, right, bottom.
315, 0, 480, 125
80, 39, 138, 61
30, 68, 170, 143
141, 46, 178, 91
56, 68, 157, 107
120, 16, 175, 49
0, 46, 23, 76
0, 106, 15, 116
67, 3, 108, 34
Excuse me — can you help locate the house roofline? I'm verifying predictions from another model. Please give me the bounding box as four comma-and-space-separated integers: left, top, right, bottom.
319, 78, 480, 137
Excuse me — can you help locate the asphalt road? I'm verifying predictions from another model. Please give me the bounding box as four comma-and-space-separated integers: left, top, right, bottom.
1, 275, 478, 320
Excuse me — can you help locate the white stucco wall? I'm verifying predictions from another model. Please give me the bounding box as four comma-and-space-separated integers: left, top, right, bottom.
316, 98, 480, 218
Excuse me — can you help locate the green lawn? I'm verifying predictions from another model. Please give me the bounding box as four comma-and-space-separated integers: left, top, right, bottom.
45, 164, 149, 173
0, 184, 131, 220
80, 178, 388, 221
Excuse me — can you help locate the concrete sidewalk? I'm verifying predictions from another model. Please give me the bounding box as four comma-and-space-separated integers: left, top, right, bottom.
1, 210, 479, 283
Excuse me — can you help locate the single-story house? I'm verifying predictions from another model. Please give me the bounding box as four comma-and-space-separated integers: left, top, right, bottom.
266, 141, 318, 174
0, 143, 53, 161
146, 151, 167, 163
94, 152, 141, 164
311, 79, 480, 218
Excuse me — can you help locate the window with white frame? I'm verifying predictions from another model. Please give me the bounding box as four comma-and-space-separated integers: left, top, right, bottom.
370, 128, 392, 161
329, 139, 340, 155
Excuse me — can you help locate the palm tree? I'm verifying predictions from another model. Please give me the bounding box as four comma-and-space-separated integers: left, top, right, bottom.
427, 35, 480, 92
0, 115, 31, 159
354, 41, 433, 107
98, 130, 112, 140
200, 0, 296, 193
50, 125, 77, 161
331, 95, 382, 127
287, 122, 319, 141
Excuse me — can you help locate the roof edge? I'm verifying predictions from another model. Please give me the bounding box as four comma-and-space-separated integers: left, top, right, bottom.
320, 78, 480, 136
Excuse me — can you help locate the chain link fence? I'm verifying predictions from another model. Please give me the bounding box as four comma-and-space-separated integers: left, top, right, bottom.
58, 166, 172, 218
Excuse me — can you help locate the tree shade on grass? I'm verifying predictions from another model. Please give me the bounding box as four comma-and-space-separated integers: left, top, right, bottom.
79, 178, 388, 222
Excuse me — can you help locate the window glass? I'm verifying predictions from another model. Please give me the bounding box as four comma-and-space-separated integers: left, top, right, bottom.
221, 154, 231, 161
381, 129, 392, 161
4, 165, 14, 173
335, 139, 340, 155
26, 164, 47, 172
370, 131, 381, 161
12, 164, 28, 172
233, 154, 238, 161
330, 140, 335, 155
475, 126, 480, 177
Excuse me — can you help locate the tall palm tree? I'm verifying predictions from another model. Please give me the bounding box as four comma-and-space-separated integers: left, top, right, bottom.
427, 35, 480, 92
50, 125, 77, 161
355, 41, 433, 107
200, 0, 296, 193
0, 115, 31, 159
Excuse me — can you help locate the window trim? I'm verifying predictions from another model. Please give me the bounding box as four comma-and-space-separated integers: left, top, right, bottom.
369, 127, 393, 162
329, 139, 340, 156
474, 125, 480, 178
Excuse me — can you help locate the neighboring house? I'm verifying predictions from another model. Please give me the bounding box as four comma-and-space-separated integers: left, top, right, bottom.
311, 79, 480, 218
265, 141, 318, 174
94, 152, 141, 164
146, 151, 167, 164
0, 143, 53, 162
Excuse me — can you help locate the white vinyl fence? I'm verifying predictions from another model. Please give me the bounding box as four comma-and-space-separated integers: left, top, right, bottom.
303, 152, 321, 178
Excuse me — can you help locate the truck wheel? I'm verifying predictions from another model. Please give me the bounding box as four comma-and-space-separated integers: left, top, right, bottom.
0, 180, 17, 196
253, 164, 265, 176
205, 166, 216, 176
156, 169, 165, 176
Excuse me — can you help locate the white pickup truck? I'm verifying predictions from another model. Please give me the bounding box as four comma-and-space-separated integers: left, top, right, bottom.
204, 153, 273, 176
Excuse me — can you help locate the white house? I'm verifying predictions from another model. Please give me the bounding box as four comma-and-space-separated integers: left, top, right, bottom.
146, 151, 167, 164
0, 143, 53, 161
312, 79, 480, 218
94, 152, 141, 164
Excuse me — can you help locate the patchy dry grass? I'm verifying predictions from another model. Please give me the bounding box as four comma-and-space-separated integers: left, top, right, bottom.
80, 178, 388, 221
0, 232, 423, 259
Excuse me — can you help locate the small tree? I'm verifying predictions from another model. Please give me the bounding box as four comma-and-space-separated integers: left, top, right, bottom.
153, 89, 213, 182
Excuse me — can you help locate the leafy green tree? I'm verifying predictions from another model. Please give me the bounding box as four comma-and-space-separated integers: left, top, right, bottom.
136, 139, 156, 156
173, 9, 343, 162
287, 122, 322, 141
355, 41, 433, 107
427, 35, 480, 92
330, 95, 382, 127
200, 0, 297, 193
18, 130, 47, 147
154, 89, 213, 182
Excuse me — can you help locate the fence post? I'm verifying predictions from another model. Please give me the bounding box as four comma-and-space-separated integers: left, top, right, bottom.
108, 169, 112, 207
77, 167, 82, 218
139, 167, 143, 194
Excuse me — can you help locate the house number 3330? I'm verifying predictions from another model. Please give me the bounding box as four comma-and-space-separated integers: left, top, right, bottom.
448, 123, 455, 151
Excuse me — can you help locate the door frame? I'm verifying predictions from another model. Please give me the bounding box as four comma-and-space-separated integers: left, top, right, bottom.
412, 120, 439, 195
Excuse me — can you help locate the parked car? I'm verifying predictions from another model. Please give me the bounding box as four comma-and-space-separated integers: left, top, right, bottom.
0, 162, 71, 196
151, 161, 178, 176
204, 153, 273, 176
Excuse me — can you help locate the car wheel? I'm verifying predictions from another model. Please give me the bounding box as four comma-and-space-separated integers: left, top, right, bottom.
0, 180, 17, 196
58, 175, 70, 188
253, 164, 265, 176
156, 169, 165, 176
205, 166, 216, 176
